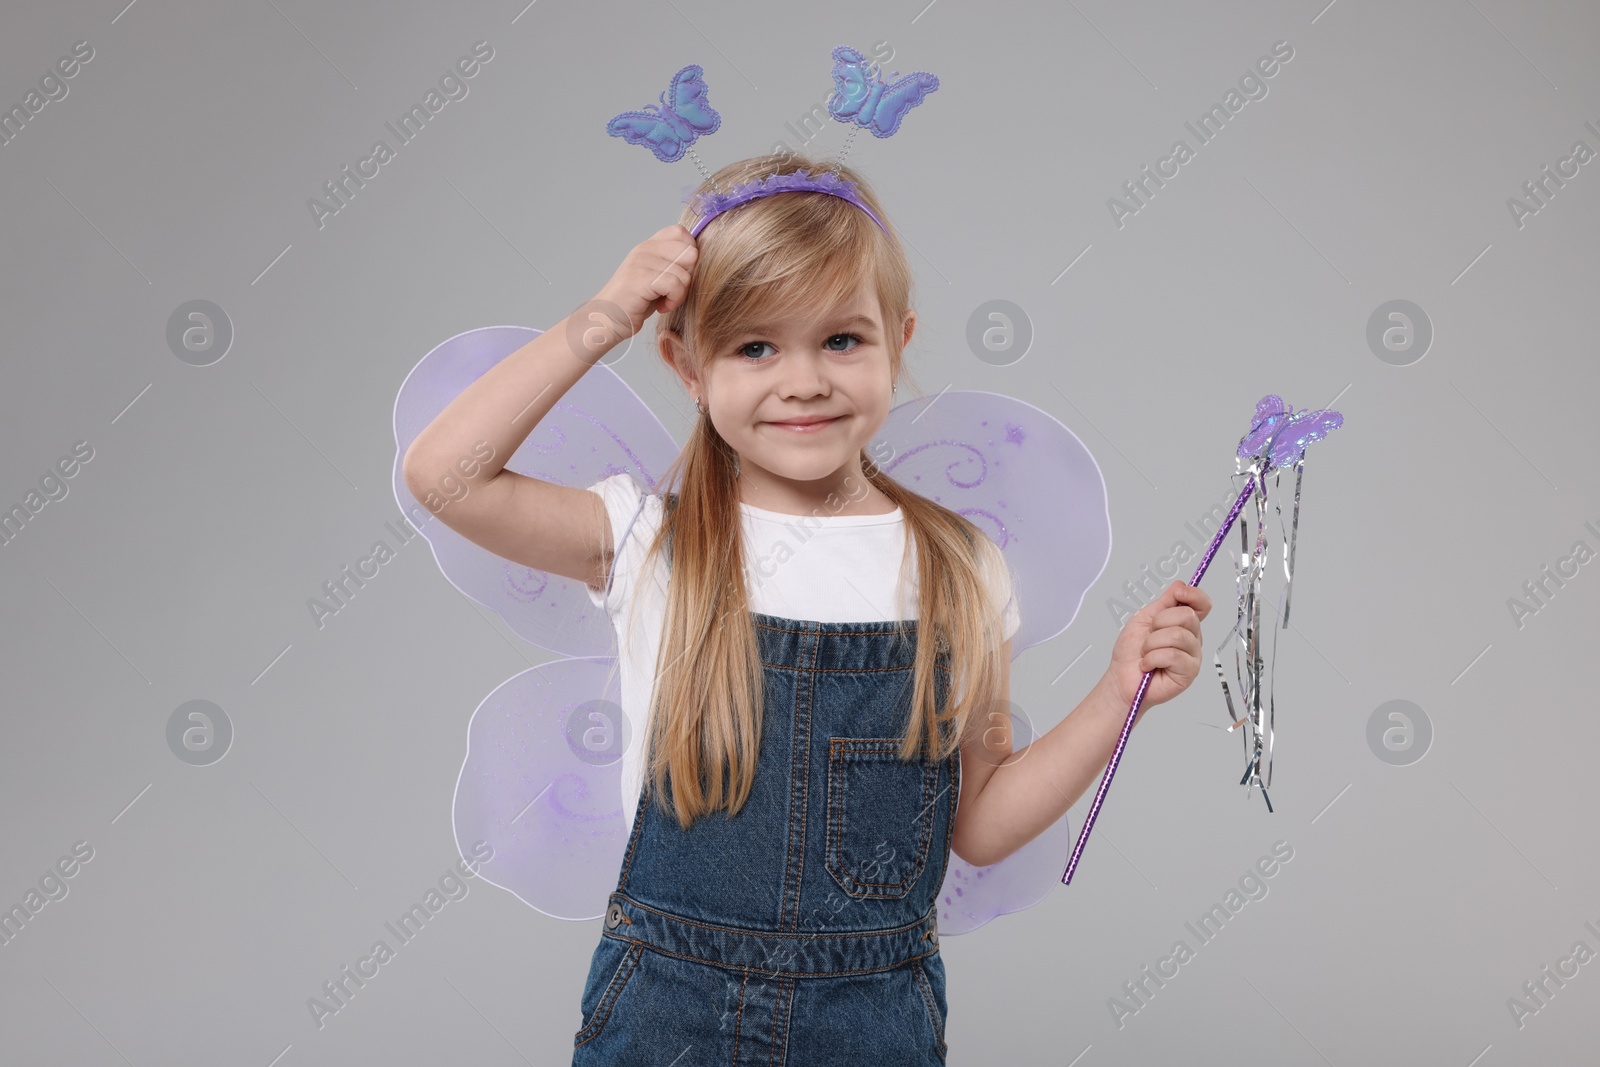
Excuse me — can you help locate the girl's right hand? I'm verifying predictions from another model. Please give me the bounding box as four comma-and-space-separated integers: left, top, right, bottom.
591, 225, 699, 342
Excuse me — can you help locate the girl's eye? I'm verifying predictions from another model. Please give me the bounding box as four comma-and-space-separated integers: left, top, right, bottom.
735, 333, 864, 362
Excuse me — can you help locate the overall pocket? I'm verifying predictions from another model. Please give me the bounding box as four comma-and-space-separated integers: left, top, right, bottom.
573, 936, 644, 1048
825, 737, 940, 899
912, 955, 950, 1062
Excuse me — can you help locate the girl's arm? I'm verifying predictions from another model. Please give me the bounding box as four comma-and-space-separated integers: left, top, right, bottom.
401, 225, 698, 589
402, 315, 613, 587
950, 581, 1210, 868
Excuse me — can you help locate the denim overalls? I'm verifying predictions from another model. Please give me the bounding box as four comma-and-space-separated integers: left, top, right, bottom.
573, 495, 960, 1065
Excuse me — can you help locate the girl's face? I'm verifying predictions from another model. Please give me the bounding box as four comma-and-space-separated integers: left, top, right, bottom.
674, 283, 912, 513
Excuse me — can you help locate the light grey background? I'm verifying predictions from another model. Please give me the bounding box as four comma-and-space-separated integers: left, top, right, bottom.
2, 0, 1596, 1064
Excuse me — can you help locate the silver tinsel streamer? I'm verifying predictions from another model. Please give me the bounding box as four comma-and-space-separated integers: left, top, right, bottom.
1215, 453, 1314, 812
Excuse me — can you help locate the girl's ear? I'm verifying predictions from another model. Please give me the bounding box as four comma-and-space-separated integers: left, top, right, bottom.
658, 327, 698, 393
901, 309, 916, 350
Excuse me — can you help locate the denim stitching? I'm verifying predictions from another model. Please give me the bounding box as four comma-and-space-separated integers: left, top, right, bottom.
573, 941, 643, 1048
826, 739, 936, 895
615, 777, 652, 887
783, 976, 799, 1066
781, 621, 818, 933
605, 933, 940, 979
941, 748, 959, 874
767, 974, 788, 1067
574, 941, 633, 1044
606, 893, 934, 941
797, 622, 821, 926
911, 958, 948, 1059
732, 967, 750, 1064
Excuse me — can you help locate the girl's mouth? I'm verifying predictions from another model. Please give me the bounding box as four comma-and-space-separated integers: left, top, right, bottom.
767, 415, 844, 434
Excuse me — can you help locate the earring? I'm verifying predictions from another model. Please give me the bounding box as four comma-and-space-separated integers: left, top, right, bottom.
695, 396, 707, 415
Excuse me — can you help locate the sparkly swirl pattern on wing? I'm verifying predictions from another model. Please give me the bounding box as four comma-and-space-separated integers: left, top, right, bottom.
873, 390, 1111, 932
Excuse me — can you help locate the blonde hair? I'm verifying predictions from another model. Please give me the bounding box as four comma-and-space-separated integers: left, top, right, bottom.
628, 152, 1008, 830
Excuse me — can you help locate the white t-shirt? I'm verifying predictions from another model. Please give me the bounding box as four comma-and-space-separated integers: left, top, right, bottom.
582, 472, 1021, 837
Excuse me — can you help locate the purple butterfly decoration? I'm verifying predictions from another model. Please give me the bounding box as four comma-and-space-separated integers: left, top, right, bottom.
1237, 394, 1344, 469
393, 327, 1112, 933
607, 63, 721, 163
827, 45, 939, 138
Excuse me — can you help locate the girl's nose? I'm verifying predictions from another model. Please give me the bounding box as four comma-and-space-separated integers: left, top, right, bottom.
779, 353, 830, 399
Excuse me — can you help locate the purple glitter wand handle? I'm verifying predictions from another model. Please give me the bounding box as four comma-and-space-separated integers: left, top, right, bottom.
1061, 476, 1257, 885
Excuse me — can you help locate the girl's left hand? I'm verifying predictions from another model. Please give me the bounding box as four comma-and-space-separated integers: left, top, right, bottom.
1105, 581, 1213, 712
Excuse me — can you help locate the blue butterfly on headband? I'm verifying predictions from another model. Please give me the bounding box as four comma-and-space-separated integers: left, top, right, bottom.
606, 62, 721, 163
828, 45, 940, 138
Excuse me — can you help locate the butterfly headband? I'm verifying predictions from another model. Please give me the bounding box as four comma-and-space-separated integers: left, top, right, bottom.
606, 46, 939, 238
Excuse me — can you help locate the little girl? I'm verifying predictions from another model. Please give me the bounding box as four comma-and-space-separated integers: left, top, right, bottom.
403, 153, 1211, 1065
